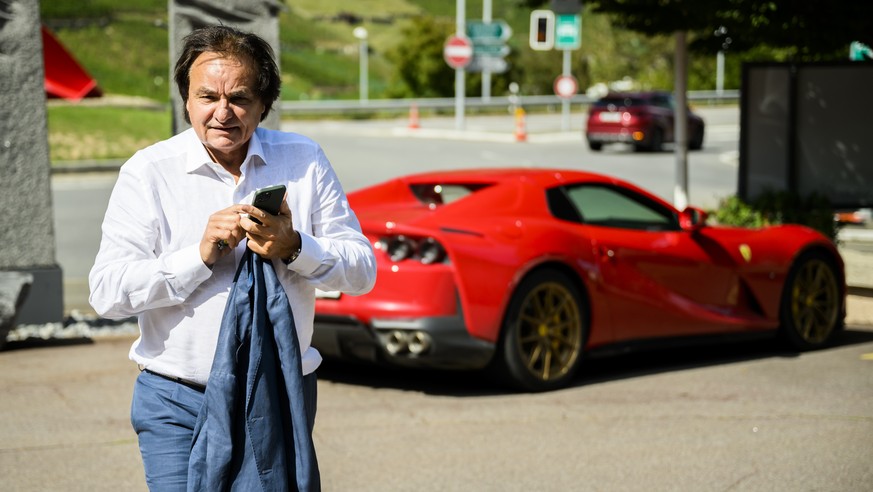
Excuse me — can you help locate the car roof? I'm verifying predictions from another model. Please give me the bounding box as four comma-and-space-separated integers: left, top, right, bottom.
392, 168, 675, 208
349, 168, 680, 227
395, 167, 617, 187
600, 90, 671, 100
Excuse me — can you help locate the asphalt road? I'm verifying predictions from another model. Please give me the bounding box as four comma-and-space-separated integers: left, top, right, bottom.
2, 325, 872, 491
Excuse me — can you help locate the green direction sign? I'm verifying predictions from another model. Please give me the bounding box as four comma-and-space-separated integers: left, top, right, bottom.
468, 56, 509, 74
467, 19, 512, 62
466, 20, 512, 44
473, 44, 511, 57
554, 14, 581, 50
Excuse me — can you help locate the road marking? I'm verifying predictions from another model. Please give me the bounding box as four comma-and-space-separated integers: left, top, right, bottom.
719, 150, 739, 167
861, 353, 873, 361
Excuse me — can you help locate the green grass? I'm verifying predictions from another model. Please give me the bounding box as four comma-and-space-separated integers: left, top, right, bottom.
47, 105, 170, 162
41, 0, 165, 18
290, 0, 421, 18
47, 13, 170, 102
278, 0, 427, 100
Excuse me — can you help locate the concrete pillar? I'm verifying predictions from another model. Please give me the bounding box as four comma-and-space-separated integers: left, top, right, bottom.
169, 0, 283, 134
0, 1, 64, 324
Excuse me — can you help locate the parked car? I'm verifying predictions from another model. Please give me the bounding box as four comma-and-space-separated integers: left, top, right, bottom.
585, 91, 705, 152
314, 168, 845, 391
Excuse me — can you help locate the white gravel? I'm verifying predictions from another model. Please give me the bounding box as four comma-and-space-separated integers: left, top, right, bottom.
6, 310, 138, 342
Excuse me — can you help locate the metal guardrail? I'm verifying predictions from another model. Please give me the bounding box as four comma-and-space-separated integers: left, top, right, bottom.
280, 90, 740, 114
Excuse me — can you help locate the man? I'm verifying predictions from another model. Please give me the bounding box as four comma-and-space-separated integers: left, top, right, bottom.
89, 25, 376, 489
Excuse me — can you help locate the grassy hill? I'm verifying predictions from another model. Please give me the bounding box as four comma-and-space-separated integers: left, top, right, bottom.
40, 0, 738, 161
41, 0, 467, 102
42, 0, 735, 102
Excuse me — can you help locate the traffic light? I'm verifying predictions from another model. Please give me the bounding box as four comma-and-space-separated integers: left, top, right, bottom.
529, 10, 555, 51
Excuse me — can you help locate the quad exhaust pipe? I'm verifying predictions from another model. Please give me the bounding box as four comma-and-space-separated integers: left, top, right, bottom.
383, 329, 432, 356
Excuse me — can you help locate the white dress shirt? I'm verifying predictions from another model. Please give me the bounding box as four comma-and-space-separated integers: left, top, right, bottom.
89, 127, 376, 384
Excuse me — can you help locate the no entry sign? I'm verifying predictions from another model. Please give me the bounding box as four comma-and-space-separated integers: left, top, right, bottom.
443, 35, 473, 69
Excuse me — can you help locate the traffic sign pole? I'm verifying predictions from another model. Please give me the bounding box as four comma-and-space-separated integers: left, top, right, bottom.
482, 0, 492, 102
561, 50, 571, 131
455, 0, 466, 131
553, 12, 582, 131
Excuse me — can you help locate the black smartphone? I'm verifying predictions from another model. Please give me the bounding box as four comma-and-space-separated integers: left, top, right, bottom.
250, 184, 286, 224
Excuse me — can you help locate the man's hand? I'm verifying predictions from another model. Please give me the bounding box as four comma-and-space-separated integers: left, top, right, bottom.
241, 200, 301, 261
200, 204, 249, 266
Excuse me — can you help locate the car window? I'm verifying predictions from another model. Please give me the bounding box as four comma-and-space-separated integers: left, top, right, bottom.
409, 183, 491, 206
549, 184, 679, 231
652, 95, 673, 109
593, 96, 644, 108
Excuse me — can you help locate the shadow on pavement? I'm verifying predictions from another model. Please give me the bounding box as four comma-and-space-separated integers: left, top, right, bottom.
576, 327, 873, 388
316, 327, 873, 397
2, 336, 95, 351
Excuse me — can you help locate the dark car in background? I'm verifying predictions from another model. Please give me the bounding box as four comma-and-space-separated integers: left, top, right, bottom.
585, 91, 705, 152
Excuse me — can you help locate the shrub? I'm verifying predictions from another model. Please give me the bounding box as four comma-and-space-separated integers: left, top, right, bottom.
710, 191, 840, 242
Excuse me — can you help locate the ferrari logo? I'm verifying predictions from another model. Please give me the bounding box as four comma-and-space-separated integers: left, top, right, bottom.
739, 244, 752, 263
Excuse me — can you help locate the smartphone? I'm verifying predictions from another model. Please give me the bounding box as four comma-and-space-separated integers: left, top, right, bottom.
250, 184, 286, 224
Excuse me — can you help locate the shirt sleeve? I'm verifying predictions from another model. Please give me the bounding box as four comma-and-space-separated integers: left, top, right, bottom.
88, 164, 213, 319
284, 148, 376, 296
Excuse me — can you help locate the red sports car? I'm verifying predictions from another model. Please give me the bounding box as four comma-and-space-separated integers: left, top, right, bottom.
314, 169, 845, 391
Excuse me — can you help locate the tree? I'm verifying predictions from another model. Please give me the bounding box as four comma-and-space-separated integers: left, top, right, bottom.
519, 0, 873, 207
385, 16, 456, 98
385, 15, 522, 99
519, 1, 873, 59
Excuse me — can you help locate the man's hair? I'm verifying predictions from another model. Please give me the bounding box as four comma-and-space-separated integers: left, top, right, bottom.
174, 25, 280, 123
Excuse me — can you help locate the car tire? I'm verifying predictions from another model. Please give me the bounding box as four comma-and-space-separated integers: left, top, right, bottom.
494, 268, 587, 392
778, 250, 843, 350
689, 126, 704, 150
636, 127, 663, 152
588, 140, 603, 152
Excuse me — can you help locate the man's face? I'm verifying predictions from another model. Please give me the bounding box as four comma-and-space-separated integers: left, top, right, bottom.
185, 52, 265, 167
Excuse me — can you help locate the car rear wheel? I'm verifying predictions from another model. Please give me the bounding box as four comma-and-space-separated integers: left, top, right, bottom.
636, 127, 663, 152
588, 140, 603, 151
689, 126, 704, 150
495, 269, 586, 392
779, 251, 842, 350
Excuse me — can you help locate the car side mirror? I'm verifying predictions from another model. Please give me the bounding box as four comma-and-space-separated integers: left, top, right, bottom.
679, 206, 708, 232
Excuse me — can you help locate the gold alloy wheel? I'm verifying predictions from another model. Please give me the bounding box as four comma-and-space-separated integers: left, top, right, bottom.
514, 282, 583, 382
789, 258, 840, 345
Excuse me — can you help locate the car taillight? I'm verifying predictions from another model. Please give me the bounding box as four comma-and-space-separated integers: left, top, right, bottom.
376, 235, 448, 264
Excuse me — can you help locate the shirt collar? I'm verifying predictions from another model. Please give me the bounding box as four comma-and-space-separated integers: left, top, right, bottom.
183, 128, 267, 174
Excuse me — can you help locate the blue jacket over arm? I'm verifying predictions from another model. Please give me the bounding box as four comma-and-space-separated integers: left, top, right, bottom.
188, 249, 320, 491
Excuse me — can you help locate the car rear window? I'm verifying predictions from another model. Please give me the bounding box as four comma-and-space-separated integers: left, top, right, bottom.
409, 183, 491, 206
593, 96, 646, 108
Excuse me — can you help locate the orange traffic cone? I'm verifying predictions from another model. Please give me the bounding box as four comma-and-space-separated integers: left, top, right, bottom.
408, 103, 420, 129
514, 107, 527, 142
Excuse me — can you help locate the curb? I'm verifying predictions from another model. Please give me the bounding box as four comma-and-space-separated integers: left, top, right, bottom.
51, 159, 124, 174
